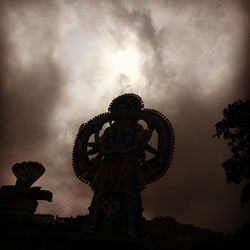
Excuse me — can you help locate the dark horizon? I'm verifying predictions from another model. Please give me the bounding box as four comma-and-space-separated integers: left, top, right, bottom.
0, 0, 249, 233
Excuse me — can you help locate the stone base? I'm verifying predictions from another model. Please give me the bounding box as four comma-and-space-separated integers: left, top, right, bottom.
0, 197, 38, 213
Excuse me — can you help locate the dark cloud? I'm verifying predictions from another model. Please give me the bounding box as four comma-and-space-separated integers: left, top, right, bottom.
0, 0, 249, 233
0, 0, 65, 181
237, 0, 250, 96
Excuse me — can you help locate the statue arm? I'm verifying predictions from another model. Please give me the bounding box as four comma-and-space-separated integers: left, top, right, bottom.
84, 129, 102, 156
144, 143, 157, 154
85, 126, 108, 156
142, 123, 158, 154
98, 127, 114, 154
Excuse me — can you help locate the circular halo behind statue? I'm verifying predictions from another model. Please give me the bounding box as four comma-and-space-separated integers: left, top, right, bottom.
72, 93, 175, 185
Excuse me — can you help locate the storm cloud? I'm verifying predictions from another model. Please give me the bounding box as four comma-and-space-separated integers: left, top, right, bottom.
0, 0, 249, 231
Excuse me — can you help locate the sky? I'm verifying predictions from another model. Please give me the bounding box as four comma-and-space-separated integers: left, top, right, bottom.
0, 0, 249, 233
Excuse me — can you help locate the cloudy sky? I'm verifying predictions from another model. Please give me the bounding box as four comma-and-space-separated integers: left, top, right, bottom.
0, 0, 249, 232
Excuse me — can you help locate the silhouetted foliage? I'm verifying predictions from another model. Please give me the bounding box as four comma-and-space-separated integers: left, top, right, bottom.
214, 99, 250, 206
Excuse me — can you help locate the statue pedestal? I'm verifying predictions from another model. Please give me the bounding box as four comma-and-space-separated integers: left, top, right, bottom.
0, 185, 52, 213
88, 192, 143, 235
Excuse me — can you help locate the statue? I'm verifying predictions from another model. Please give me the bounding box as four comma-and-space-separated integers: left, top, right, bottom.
0, 162, 52, 213
73, 93, 175, 237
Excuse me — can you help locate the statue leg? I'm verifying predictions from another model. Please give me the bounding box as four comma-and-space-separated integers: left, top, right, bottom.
88, 192, 105, 230
123, 192, 138, 236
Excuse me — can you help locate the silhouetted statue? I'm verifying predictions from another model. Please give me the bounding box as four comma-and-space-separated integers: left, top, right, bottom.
0, 162, 52, 213
73, 93, 175, 237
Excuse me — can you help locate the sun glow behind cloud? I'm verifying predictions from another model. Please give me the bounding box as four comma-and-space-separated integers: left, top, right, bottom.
107, 47, 141, 80
5, 0, 246, 159
6, 0, 246, 117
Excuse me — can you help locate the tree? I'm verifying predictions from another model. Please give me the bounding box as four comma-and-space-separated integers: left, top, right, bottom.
214, 99, 250, 207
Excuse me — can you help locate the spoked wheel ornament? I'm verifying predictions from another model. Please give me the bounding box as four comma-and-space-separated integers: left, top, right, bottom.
72, 93, 175, 185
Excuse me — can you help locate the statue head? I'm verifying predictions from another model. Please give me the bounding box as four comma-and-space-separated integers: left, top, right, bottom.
108, 93, 144, 121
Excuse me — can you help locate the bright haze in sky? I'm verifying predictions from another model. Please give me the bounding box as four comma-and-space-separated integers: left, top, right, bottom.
0, 0, 249, 232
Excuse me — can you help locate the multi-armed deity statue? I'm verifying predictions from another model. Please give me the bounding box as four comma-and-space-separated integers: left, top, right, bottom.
73, 93, 175, 237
